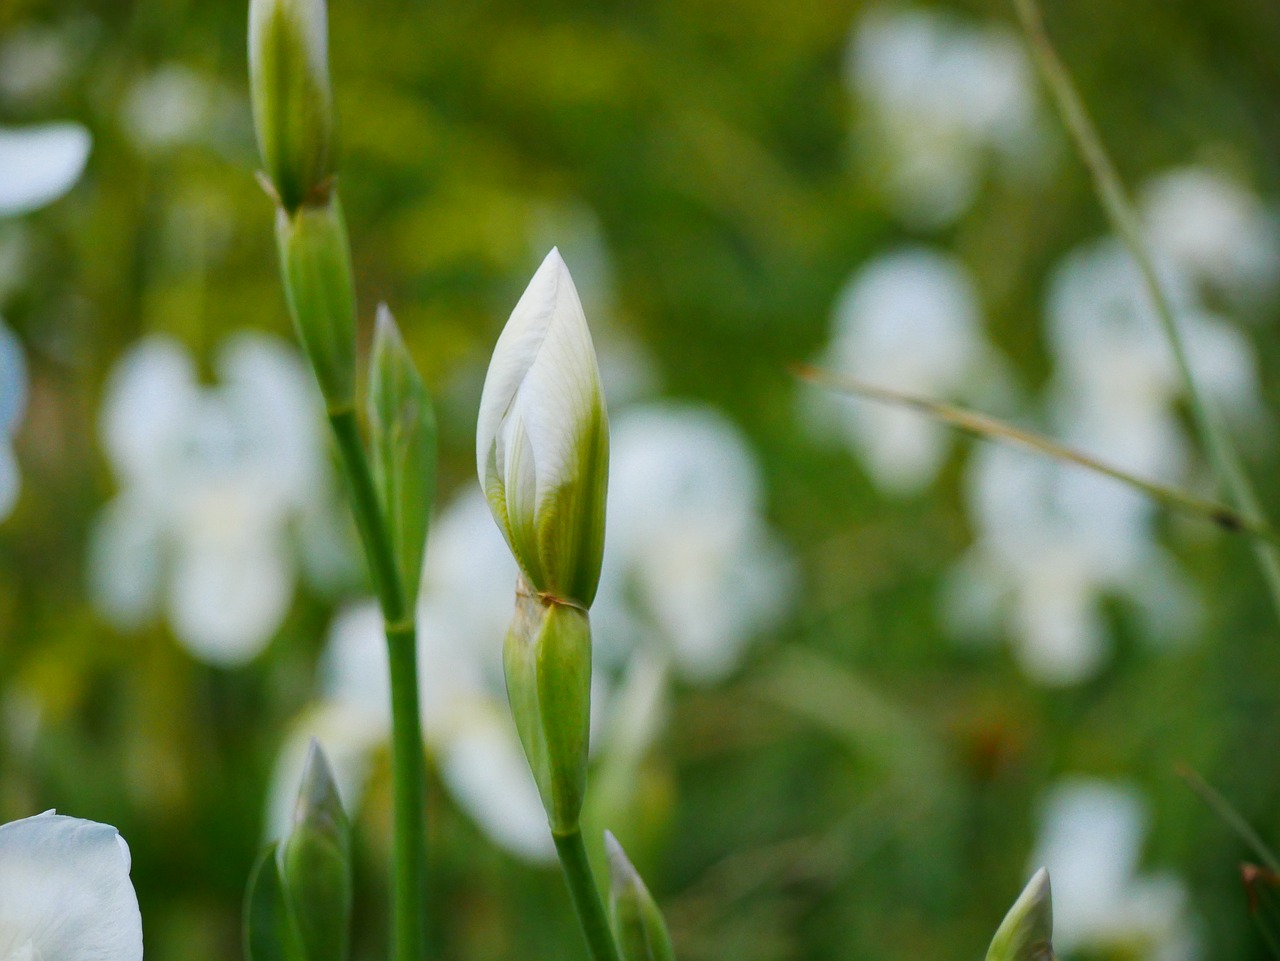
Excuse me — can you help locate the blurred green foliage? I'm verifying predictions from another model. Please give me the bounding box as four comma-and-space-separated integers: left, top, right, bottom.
3, 0, 1280, 959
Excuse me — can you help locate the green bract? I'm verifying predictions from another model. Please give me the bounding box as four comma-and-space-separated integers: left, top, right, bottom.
503, 584, 593, 834
275, 198, 357, 410
248, 0, 334, 211
476, 248, 609, 609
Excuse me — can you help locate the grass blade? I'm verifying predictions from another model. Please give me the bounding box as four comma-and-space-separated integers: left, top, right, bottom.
1177, 764, 1280, 874
794, 364, 1279, 545
1012, 0, 1280, 621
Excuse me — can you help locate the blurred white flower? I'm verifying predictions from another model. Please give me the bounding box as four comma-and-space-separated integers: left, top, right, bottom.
0, 812, 143, 961
0, 123, 91, 217
1140, 166, 1280, 309
845, 7, 1045, 228
0, 324, 27, 521
120, 65, 243, 155
272, 401, 792, 857
942, 228, 1264, 684
1031, 779, 1198, 961
1046, 237, 1262, 457
945, 444, 1200, 685
0, 23, 80, 105
595, 404, 794, 682
0, 118, 92, 524
89, 332, 345, 665
817, 248, 997, 494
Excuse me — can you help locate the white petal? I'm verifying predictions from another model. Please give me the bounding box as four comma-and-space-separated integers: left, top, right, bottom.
0, 123, 90, 216
438, 706, 556, 862
477, 247, 603, 523
99, 336, 198, 487
87, 496, 166, 628
167, 535, 292, 665
0, 813, 142, 961
0, 321, 28, 435
320, 601, 391, 716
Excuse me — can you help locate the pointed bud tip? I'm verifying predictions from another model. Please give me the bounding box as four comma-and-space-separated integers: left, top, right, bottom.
987, 868, 1055, 961
604, 830, 637, 883
373, 302, 405, 351
294, 738, 344, 829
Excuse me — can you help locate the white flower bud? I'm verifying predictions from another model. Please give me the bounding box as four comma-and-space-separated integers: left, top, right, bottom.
477, 248, 609, 607
248, 0, 334, 210
987, 868, 1056, 961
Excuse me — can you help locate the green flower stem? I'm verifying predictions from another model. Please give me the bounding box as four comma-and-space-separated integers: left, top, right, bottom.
553, 827, 622, 961
1013, 0, 1280, 623
328, 408, 429, 961
386, 620, 430, 961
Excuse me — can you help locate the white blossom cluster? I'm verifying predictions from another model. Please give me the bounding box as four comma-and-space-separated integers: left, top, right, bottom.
89, 332, 351, 665
823, 5, 1278, 688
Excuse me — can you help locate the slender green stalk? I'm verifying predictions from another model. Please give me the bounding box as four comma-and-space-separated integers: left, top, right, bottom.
554, 828, 623, 961
387, 621, 430, 961
329, 408, 429, 961
794, 364, 1280, 545
1177, 764, 1280, 874
329, 409, 404, 619
1013, 0, 1280, 620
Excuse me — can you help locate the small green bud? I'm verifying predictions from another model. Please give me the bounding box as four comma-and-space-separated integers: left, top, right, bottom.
369, 304, 437, 609
986, 868, 1056, 961
245, 842, 304, 961
281, 741, 353, 961
276, 198, 356, 409
503, 582, 592, 834
477, 249, 609, 608
248, 0, 334, 211
605, 831, 676, 961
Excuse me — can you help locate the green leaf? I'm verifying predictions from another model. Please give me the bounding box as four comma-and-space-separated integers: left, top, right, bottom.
368, 304, 437, 611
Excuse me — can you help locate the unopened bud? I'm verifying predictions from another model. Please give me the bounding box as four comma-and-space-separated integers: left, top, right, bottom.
369, 304, 437, 609
249, 0, 334, 211
477, 248, 609, 608
605, 831, 675, 961
281, 741, 352, 961
986, 868, 1055, 961
275, 198, 356, 409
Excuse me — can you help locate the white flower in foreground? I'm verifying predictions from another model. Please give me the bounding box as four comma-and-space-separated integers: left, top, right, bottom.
477, 247, 609, 607
0, 812, 142, 961
1031, 779, 1197, 961
817, 248, 997, 494
0, 123, 90, 217
89, 332, 346, 665
845, 7, 1044, 228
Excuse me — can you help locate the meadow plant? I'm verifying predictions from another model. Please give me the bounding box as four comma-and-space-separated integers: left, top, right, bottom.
24, 0, 1280, 957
